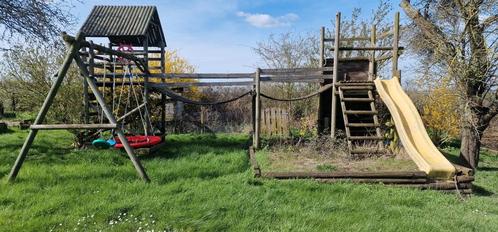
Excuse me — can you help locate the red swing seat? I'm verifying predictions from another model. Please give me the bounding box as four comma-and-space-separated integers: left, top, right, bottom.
114, 135, 162, 149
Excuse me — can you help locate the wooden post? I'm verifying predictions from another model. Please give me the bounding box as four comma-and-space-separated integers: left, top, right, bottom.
108, 42, 114, 115
160, 43, 166, 134
253, 68, 261, 149
320, 27, 325, 67
392, 12, 400, 78
369, 24, 376, 81
83, 46, 90, 124
7, 32, 84, 182
143, 36, 151, 134
200, 106, 205, 134
331, 12, 341, 138
74, 55, 150, 182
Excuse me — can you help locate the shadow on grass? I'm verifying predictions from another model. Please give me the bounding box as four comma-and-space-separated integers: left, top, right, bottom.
472, 184, 495, 196
143, 134, 251, 160
0, 143, 73, 165
0, 128, 15, 134
477, 167, 498, 172
441, 150, 468, 166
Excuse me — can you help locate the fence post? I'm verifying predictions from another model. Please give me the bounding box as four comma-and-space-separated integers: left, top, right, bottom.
253, 68, 261, 149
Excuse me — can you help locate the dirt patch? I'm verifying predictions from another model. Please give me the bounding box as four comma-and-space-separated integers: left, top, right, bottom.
483, 117, 498, 151
256, 144, 419, 173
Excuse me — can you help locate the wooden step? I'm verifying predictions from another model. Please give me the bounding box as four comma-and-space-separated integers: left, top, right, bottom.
336, 82, 374, 86
344, 110, 378, 115
342, 97, 375, 102
347, 123, 379, 127
348, 136, 384, 140
339, 86, 374, 90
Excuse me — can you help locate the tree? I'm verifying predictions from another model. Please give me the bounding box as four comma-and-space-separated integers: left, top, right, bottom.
400, 0, 498, 169
0, 0, 75, 44
0, 41, 82, 123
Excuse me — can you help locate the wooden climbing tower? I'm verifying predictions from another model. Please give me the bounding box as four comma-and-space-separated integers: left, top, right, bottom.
318, 12, 402, 155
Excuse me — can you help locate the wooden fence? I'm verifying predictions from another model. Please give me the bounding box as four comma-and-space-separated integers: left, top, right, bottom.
261, 108, 289, 136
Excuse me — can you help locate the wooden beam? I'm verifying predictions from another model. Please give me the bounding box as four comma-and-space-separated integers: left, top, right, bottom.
73, 55, 150, 183
8, 32, 84, 182
116, 103, 146, 122
324, 37, 370, 42
148, 81, 253, 88
263, 171, 427, 179
143, 34, 151, 135
260, 67, 333, 74
369, 24, 377, 80
254, 69, 261, 149
248, 146, 261, 177
30, 124, 117, 130
330, 46, 404, 51
392, 12, 400, 78
320, 27, 325, 67
331, 12, 341, 138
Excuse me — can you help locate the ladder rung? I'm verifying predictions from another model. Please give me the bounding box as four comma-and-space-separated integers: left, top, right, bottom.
339, 86, 374, 90
344, 110, 378, 115
342, 98, 374, 102
336, 82, 374, 86
348, 136, 384, 140
347, 123, 379, 127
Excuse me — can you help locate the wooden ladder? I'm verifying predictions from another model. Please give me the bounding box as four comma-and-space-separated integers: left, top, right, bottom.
337, 81, 384, 155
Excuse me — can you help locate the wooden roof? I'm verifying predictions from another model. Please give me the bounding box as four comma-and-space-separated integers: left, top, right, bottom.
80, 5, 166, 47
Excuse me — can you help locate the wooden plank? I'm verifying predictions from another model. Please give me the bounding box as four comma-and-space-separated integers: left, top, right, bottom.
341, 97, 374, 102
260, 75, 333, 82
263, 171, 427, 179
316, 178, 428, 184
155, 81, 253, 87
259, 67, 333, 74
159, 73, 254, 79
272, 108, 278, 135
30, 124, 117, 130
347, 123, 379, 127
330, 46, 405, 51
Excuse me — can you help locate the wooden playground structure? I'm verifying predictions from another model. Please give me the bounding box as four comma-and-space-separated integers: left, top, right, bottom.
7, 6, 474, 194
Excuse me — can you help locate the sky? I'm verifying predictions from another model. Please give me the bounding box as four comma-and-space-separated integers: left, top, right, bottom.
69, 0, 408, 73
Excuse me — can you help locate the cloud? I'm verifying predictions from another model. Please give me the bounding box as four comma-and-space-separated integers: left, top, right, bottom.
236, 11, 299, 28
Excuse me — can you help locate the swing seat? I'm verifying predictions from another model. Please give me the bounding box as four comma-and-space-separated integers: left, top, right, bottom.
114, 135, 162, 149
107, 139, 117, 147
92, 138, 112, 149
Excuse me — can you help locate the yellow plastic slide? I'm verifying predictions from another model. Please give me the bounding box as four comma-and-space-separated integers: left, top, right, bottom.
374, 76, 455, 179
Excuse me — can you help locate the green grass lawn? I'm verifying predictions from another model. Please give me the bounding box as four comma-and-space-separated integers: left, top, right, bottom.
1, 129, 498, 231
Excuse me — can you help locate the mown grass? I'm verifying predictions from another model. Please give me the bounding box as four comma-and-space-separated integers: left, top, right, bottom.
0, 129, 498, 231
